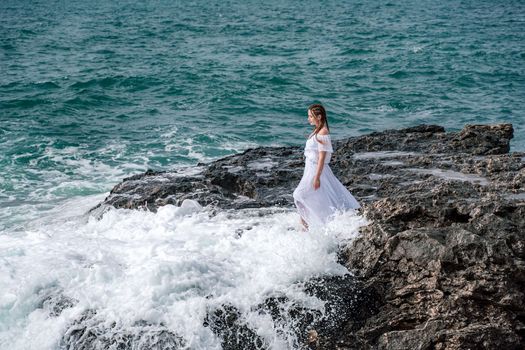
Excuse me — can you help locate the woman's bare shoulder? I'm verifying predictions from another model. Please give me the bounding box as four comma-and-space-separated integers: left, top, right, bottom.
318, 128, 329, 135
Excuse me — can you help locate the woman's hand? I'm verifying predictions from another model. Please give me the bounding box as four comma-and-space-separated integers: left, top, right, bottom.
313, 177, 321, 190
314, 152, 325, 191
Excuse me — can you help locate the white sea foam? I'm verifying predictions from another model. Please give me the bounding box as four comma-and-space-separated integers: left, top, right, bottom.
407, 168, 489, 186
1, 129, 265, 235
0, 196, 368, 349
410, 45, 426, 53
353, 151, 419, 159
368, 173, 395, 180
247, 158, 278, 171
376, 105, 396, 113
382, 160, 404, 166
160, 125, 179, 140
504, 193, 525, 201
405, 109, 433, 123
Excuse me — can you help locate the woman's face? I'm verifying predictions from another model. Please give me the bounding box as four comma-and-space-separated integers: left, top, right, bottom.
308, 110, 318, 126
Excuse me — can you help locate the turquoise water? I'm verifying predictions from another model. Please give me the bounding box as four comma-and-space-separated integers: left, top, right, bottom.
1, 0, 524, 229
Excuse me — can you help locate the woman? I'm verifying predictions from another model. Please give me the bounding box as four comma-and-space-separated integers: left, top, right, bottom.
293, 104, 361, 230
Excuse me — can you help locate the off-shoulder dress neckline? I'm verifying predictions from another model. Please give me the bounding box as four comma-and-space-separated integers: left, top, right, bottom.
308, 132, 330, 138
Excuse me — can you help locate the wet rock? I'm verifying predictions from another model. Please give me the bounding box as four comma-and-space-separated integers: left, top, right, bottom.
95, 123, 519, 213
204, 275, 380, 350
300, 275, 381, 349
41, 294, 77, 318
92, 123, 524, 349
60, 310, 185, 350
204, 304, 267, 350
37, 287, 77, 317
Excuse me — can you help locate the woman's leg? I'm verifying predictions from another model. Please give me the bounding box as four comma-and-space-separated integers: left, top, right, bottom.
300, 216, 309, 231
295, 199, 309, 231
294, 187, 310, 232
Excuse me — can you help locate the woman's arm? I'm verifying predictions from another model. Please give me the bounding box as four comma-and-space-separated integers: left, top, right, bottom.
313, 151, 327, 190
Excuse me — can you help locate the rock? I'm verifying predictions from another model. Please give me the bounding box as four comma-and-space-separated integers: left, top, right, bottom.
450, 124, 514, 155
37, 287, 77, 317
59, 310, 185, 350
204, 304, 267, 350
89, 123, 524, 349
94, 123, 519, 213
203, 275, 380, 350
343, 183, 525, 348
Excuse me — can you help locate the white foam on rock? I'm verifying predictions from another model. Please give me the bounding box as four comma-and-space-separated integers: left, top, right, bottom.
407, 168, 489, 186
382, 160, 404, 166
0, 197, 368, 349
223, 165, 245, 174
353, 151, 419, 160
504, 193, 525, 201
247, 158, 278, 171
368, 173, 395, 180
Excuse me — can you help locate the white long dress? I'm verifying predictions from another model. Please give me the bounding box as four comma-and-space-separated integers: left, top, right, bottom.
293, 133, 360, 227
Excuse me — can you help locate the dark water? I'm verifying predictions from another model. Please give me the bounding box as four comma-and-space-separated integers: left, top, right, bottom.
1, 0, 524, 228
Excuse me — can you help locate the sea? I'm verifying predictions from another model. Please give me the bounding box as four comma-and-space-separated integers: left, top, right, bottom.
1, 0, 524, 348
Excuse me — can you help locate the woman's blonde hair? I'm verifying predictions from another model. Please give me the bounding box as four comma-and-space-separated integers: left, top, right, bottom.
308, 103, 330, 144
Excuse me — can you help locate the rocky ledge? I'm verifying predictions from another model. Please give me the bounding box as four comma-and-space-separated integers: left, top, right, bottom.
82, 124, 524, 349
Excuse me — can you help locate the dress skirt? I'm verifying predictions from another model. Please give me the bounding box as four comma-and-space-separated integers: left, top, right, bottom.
293, 159, 360, 227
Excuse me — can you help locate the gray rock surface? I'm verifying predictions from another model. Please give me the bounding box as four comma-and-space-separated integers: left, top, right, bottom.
84, 123, 524, 349
94, 124, 517, 213
59, 310, 185, 350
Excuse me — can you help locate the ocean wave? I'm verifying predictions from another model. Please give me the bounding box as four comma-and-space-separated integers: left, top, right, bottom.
0, 198, 367, 349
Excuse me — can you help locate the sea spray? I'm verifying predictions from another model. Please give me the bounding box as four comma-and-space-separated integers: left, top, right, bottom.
0, 196, 368, 349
